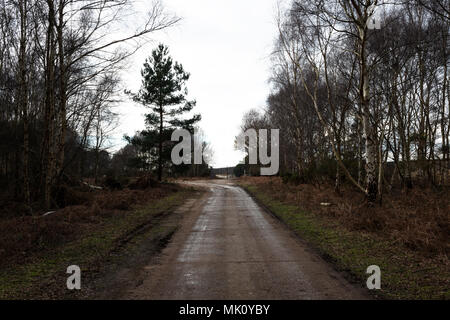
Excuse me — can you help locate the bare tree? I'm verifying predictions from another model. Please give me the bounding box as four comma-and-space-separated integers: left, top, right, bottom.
263, 0, 448, 205
0, 0, 180, 210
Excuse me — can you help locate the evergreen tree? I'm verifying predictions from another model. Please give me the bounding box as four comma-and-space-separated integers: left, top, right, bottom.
127, 44, 201, 181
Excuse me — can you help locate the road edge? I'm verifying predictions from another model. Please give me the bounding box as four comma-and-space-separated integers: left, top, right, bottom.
237, 183, 375, 300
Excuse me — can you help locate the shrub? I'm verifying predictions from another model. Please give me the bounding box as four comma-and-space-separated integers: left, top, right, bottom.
128, 175, 157, 190
234, 164, 246, 177
104, 176, 123, 190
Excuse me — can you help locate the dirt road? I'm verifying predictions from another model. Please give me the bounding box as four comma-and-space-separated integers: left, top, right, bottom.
121, 180, 368, 299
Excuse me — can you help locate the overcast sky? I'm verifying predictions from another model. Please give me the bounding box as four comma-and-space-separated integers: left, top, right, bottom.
113, 0, 279, 168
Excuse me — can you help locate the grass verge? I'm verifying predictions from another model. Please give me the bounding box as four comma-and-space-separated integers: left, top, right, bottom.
0, 185, 197, 299
239, 182, 449, 300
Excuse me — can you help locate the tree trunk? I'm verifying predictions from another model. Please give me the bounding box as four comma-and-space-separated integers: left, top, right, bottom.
19, 0, 31, 214
378, 132, 385, 204
334, 137, 341, 195
335, 160, 341, 195
43, 0, 57, 209
56, 0, 67, 179
358, 25, 377, 204
357, 114, 362, 186
158, 104, 163, 181
94, 149, 99, 184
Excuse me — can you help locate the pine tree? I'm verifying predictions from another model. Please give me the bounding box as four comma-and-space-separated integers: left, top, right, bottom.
128, 44, 201, 181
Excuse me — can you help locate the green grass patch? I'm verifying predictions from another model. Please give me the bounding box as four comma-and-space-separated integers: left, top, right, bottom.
241, 184, 449, 300
0, 187, 195, 299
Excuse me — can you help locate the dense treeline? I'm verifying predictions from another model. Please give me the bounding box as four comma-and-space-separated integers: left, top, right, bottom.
238, 0, 449, 204
0, 0, 179, 213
